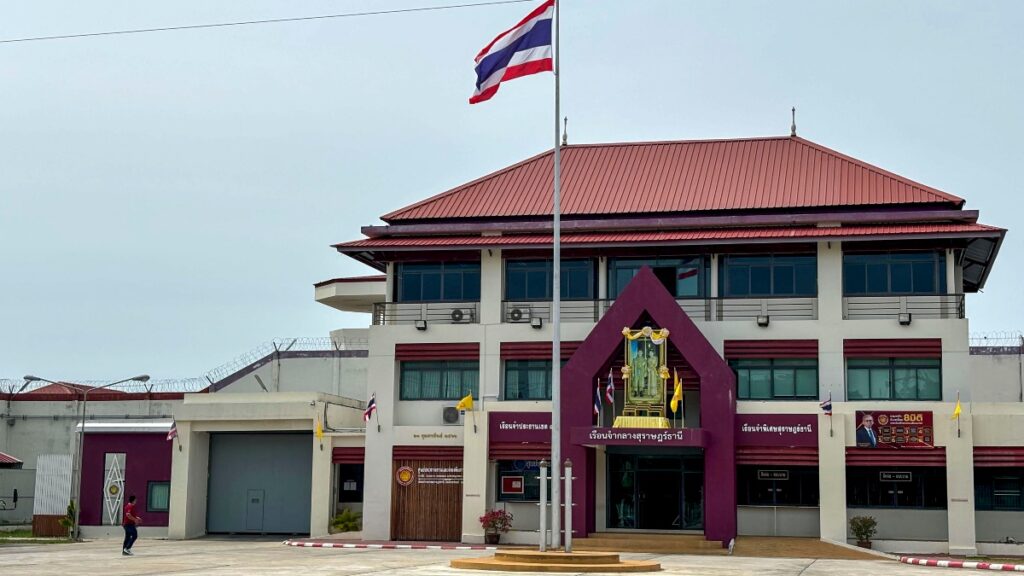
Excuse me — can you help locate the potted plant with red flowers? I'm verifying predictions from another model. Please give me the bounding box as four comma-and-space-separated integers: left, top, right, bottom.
479, 509, 513, 545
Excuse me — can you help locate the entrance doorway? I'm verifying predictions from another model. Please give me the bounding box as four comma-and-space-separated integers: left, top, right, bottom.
607, 450, 703, 530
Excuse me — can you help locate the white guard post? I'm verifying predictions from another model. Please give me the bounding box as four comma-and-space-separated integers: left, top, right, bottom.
563, 458, 573, 552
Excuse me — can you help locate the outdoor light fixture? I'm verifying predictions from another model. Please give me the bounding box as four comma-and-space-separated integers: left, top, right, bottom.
530, 317, 543, 329
415, 320, 427, 331
756, 315, 770, 327
898, 313, 913, 326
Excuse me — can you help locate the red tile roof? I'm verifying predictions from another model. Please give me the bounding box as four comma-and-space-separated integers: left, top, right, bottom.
336, 223, 1002, 250
382, 136, 965, 222
0, 451, 23, 466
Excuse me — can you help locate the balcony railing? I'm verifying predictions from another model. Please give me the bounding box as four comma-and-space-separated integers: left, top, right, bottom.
371, 302, 479, 326
371, 294, 963, 325
502, 300, 603, 323
712, 297, 818, 321
843, 294, 965, 320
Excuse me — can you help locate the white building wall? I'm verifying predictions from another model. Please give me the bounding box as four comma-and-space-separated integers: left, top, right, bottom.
353, 244, 1019, 553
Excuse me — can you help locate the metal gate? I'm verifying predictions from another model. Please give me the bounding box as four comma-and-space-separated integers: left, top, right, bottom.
206, 433, 312, 534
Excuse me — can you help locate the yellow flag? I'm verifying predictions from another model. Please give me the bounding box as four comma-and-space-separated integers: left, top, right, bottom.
315, 416, 324, 440
952, 394, 962, 421
670, 369, 683, 414
456, 393, 474, 412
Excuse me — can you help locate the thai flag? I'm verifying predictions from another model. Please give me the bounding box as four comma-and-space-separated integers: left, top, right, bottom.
605, 369, 615, 405
469, 0, 553, 104
593, 385, 602, 417
363, 393, 378, 423
819, 392, 832, 416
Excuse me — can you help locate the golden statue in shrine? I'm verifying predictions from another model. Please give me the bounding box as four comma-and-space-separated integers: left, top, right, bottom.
614, 326, 672, 429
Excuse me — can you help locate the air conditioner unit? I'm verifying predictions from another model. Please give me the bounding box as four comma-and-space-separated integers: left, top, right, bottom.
507, 306, 531, 323
449, 308, 474, 324
442, 406, 461, 425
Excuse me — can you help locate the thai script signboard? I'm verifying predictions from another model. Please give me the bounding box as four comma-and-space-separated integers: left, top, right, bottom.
489, 412, 551, 443
735, 414, 818, 447
570, 426, 704, 447
855, 410, 934, 449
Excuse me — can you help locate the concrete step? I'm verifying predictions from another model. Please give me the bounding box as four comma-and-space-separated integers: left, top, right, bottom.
450, 556, 661, 573
494, 551, 622, 565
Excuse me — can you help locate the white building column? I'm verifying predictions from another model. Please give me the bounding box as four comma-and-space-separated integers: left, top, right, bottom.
310, 427, 333, 537
945, 249, 956, 295
946, 407, 977, 555
461, 412, 490, 543
361, 337, 397, 540
480, 249, 503, 325
818, 412, 848, 543
168, 422, 210, 539
709, 254, 719, 297
597, 257, 608, 299
385, 262, 395, 302
817, 240, 843, 324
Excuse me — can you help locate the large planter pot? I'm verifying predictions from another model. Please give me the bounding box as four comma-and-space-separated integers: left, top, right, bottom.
856, 540, 872, 549
484, 533, 501, 545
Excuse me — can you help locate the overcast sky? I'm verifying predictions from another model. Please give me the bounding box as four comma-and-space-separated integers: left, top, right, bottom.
1, 1, 1021, 382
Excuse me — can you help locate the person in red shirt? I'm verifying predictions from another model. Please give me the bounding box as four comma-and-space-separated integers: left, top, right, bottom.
122, 494, 142, 556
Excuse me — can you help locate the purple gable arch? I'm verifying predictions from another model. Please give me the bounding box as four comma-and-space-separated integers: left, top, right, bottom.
561, 266, 737, 546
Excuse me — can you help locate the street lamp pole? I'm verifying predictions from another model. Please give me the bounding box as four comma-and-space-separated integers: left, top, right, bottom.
24, 374, 149, 540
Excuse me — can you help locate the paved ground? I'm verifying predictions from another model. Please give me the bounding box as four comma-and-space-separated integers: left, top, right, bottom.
0, 537, 937, 576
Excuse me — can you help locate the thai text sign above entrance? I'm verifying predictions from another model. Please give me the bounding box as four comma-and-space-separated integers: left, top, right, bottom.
489, 412, 551, 443
855, 411, 934, 449
571, 426, 704, 447
735, 414, 818, 447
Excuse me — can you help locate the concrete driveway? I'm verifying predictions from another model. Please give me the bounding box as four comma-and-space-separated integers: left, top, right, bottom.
0, 537, 936, 576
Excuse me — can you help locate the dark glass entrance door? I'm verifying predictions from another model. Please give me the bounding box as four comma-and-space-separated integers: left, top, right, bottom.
638, 470, 681, 529
607, 451, 703, 530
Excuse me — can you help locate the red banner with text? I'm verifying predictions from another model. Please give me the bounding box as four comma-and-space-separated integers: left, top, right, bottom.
854, 410, 934, 449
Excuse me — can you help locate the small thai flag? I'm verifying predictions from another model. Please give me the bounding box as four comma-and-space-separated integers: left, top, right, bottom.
166, 421, 178, 442
605, 369, 615, 405
594, 385, 602, 417
819, 392, 832, 416
469, 0, 553, 104
363, 393, 378, 423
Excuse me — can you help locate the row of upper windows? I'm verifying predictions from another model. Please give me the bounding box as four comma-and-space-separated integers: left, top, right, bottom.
393, 251, 949, 302
396, 357, 943, 402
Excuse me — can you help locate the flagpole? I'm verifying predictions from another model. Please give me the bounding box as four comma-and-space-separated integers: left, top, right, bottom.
550, 0, 563, 552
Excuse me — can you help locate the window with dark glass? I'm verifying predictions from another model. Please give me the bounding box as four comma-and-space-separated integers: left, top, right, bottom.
504, 359, 553, 400
147, 481, 170, 513
396, 262, 481, 302
730, 359, 818, 400
846, 358, 941, 401
337, 464, 364, 503
847, 467, 947, 509
843, 251, 947, 295
399, 361, 479, 400
496, 460, 548, 502
608, 256, 709, 299
720, 255, 816, 297
976, 469, 1024, 511
505, 259, 594, 300
737, 466, 819, 506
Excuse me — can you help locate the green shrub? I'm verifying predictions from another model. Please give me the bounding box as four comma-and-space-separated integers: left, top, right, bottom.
849, 515, 878, 542
331, 508, 362, 532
